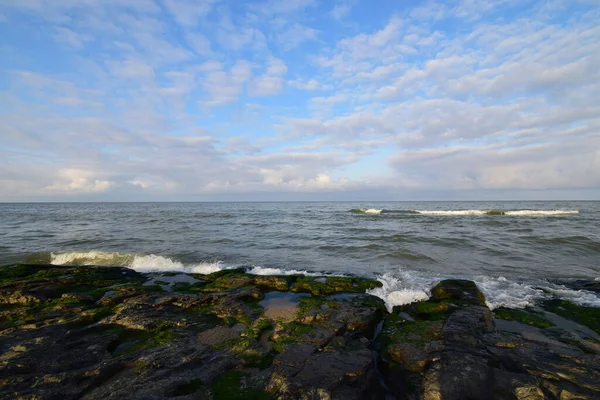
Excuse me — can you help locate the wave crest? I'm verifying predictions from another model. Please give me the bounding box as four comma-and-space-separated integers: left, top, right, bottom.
414, 209, 579, 216
350, 208, 383, 215
50, 251, 223, 274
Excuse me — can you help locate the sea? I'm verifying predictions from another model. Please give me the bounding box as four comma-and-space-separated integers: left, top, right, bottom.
1, 201, 599, 311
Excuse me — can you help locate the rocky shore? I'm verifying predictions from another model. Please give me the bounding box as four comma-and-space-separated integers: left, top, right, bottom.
1, 264, 599, 399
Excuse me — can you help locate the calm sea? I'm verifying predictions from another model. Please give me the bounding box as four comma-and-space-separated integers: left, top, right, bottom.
1, 201, 599, 310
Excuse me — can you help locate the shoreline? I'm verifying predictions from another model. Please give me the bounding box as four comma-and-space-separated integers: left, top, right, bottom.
1, 264, 599, 399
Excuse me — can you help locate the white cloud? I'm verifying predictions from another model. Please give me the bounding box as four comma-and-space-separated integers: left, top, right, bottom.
43, 169, 115, 194
53, 27, 92, 48
0, 0, 599, 200
185, 32, 212, 56
107, 58, 155, 80
248, 57, 287, 96
199, 59, 253, 106
330, 2, 353, 20
288, 78, 330, 91
276, 23, 319, 50
162, 0, 217, 27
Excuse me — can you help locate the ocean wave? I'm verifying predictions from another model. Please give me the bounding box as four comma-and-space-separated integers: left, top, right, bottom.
473, 276, 546, 309
366, 271, 438, 312
47, 251, 600, 310
413, 209, 579, 216
50, 251, 223, 274
350, 208, 384, 215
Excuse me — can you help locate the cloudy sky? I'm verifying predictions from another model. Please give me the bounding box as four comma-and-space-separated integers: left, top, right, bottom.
0, 0, 599, 201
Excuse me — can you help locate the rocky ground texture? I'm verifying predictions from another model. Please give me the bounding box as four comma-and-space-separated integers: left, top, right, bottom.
1, 264, 599, 399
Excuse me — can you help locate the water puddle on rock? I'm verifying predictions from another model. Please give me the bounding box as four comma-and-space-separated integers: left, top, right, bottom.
259, 291, 309, 321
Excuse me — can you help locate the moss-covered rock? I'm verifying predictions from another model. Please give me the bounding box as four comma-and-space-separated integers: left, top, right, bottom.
494, 307, 555, 329
542, 299, 600, 334
290, 276, 381, 296
429, 279, 487, 306
210, 370, 270, 400
252, 275, 291, 292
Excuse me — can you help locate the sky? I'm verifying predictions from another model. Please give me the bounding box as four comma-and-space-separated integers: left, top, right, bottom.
0, 0, 599, 201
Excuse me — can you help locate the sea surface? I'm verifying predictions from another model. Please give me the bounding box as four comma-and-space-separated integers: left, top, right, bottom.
1, 201, 599, 310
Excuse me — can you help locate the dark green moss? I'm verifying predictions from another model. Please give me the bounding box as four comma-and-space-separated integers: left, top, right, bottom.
210, 370, 270, 400
429, 279, 486, 306
171, 282, 192, 291
64, 305, 115, 329
242, 317, 274, 339
296, 296, 335, 315
0, 264, 45, 284
494, 308, 555, 329
543, 300, 600, 334
378, 312, 444, 352
271, 322, 315, 352
291, 276, 381, 296
108, 323, 176, 356
202, 268, 247, 281
239, 350, 273, 369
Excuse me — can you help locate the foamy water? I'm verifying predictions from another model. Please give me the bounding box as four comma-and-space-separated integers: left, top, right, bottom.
46, 250, 600, 312
413, 209, 579, 216
2, 201, 598, 311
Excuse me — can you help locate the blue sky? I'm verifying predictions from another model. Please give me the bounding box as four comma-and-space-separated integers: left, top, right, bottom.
0, 0, 599, 201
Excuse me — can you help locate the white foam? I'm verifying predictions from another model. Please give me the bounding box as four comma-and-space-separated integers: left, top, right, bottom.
415, 210, 488, 216
367, 271, 437, 312
413, 210, 579, 216
504, 210, 579, 216
474, 276, 546, 309
364, 208, 383, 215
543, 284, 600, 307
51, 250, 134, 266
51, 251, 225, 274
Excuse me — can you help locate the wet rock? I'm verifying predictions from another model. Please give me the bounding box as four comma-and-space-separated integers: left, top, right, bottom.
2, 266, 600, 400
429, 279, 486, 306
291, 276, 381, 296
197, 324, 247, 347
62, 292, 94, 302
253, 275, 291, 292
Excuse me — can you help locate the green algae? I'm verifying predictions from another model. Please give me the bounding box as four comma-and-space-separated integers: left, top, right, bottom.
210, 370, 270, 400
296, 296, 336, 315
0, 264, 46, 284
242, 317, 274, 339
291, 276, 381, 296
271, 322, 315, 352
494, 308, 555, 329
543, 300, 600, 334
429, 279, 487, 306
108, 323, 176, 356
378, 313, 444, 352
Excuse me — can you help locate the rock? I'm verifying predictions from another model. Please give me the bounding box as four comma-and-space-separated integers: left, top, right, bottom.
197, 324, 246, 347
429, 279, 486, 306
2, 266, 600, 400
253, 276, 290, 291
291, 276, 381, 296
61, 292, 94, 302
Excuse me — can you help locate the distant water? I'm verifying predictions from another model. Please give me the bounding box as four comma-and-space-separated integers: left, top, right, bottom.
1, 201, 599, 311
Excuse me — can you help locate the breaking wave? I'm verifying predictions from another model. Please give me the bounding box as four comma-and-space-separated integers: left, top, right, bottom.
366, 270, 600, 312
50, 251, 224, 274
350, 208, 384, 215
47, 251, 600, 311
366, 271, 438, 312
348, 208, 579, 216
413, 210, 579, 216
